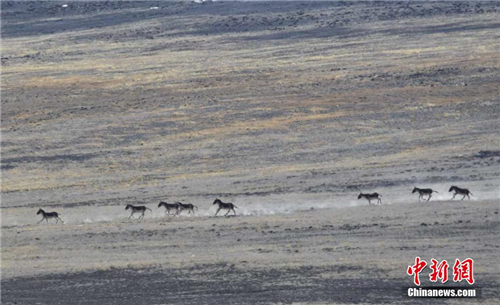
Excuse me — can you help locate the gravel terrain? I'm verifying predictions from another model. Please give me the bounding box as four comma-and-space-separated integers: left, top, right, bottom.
1, 1, 499, 304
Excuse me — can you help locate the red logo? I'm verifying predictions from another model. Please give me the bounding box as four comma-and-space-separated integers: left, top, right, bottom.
453, 258, 475, 285
429, 259, 449, 283
407, 257, 427, 286
408, 258, 474, 286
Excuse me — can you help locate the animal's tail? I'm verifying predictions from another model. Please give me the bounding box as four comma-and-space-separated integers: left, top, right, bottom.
234, 205, 238, 209
378, 194, 382, 197
147, 208, 152, 212
433, 191, 439, 193
469, 192, 474, 196
194, 206, 198, 211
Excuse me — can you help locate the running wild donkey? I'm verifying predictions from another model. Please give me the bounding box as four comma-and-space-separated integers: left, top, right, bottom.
158, 201, 180, 216
412, 187, 438, 202
125, 205, 152, 219
213, 198, 238, 216
449, 186, 473, 200
37, 208, 64, 224
176, 202, 198, 215
357, 193, 382, 205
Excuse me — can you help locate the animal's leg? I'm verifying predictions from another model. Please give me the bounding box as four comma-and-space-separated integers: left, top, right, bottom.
225, 209, 231, 216
215, 208, 221, 216
427, 194, 432, 202
55, 218, 59, 224
368, 199, 372, 205
461, 195, 466, 201
467, 194, 471, 200
378, 198, 382, 205
129, 213, 133, 219
233, 208, 237, 215
46, 218, 49, 224
38, 218, 44, 224
418, 195, 422, 202
451, 193, 457, 200
57, 217, 64, 224
191, 208, 195, 215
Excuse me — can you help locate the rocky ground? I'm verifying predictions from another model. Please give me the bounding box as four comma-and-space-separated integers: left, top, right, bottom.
2, 200, 499, 304
1, 1, 499, 304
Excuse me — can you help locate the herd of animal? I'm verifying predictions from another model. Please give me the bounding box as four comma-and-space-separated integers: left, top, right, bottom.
357, 185, 473, 205
36, 186, 473, 224
124, 198, 235, 219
